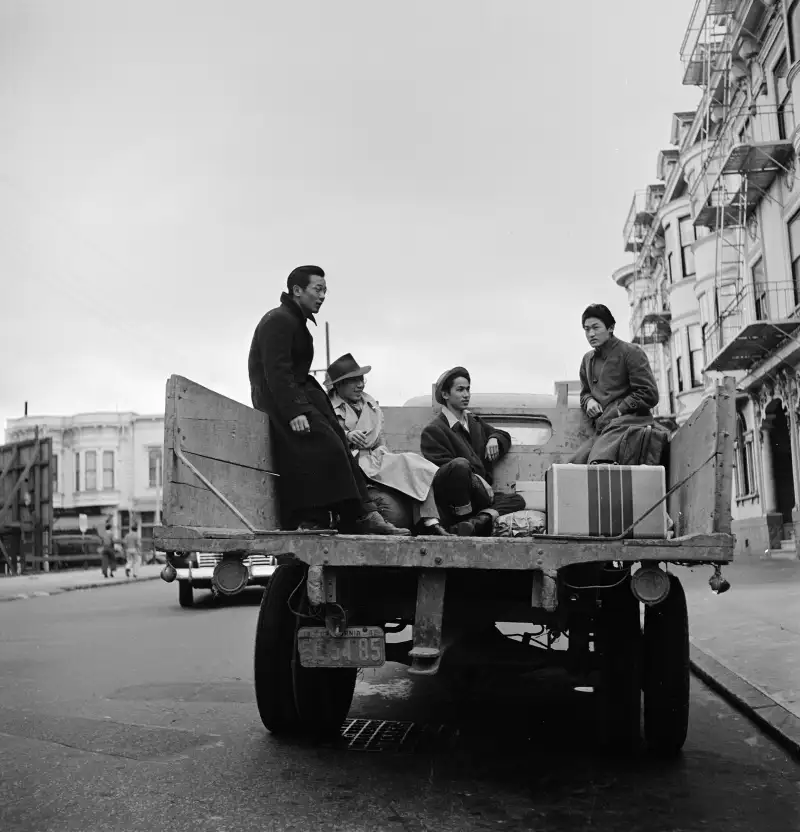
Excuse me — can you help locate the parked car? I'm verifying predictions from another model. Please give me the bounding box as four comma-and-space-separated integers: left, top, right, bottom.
50, 530, 106, 569
170, 551, 277, 608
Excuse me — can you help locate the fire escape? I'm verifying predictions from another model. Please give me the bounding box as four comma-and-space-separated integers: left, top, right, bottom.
684, 0, 799, 373
622, 185, 672, 411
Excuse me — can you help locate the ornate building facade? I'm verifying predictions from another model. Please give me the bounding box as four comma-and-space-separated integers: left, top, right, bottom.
4, 412, 165, 551
617, 0, 800, 558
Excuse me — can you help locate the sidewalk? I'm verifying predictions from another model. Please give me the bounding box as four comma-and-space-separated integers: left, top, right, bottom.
0, 563, 163, 602
679, 559, 800, 756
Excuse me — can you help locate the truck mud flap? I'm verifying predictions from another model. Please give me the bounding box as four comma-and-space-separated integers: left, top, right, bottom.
408, 570, 446, 676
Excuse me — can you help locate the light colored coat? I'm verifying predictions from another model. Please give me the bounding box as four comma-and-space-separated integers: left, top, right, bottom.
329, 391, 437, 502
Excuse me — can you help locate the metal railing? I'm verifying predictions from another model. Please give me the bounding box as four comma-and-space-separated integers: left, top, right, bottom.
689, 101, 794, 207
622, 187, 664, 251
702, 280, 799, 359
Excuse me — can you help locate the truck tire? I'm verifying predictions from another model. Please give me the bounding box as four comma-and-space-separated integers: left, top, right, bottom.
254, 563, 357, 738
178, 580, 193, 608
594, 578, 642, 752
254, 564, 302, 735
643, 573, 689, 756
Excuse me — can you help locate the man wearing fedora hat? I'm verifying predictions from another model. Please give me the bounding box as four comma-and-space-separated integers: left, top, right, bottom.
326, 354, 451, 536
247, 265, 409, 535
420, 367, 525, 536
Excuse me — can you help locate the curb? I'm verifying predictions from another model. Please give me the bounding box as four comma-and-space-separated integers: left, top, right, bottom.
690, 643, 800, 759
0, 574, 161, 603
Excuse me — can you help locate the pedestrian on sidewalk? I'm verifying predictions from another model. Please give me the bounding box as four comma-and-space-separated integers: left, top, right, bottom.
124, 522, 142, 579
99, 519, 119, 579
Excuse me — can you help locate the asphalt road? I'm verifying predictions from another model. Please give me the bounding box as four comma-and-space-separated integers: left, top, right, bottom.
1, 581, 799, 832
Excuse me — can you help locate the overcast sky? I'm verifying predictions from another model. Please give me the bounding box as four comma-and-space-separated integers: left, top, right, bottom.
0, 0, 700, 430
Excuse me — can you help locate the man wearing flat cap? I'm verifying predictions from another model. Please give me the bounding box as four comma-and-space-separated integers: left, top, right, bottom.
420, 367, 524, 536
247, 265, 409, 535
325, 354, 451, 536
572, 303, 661, 464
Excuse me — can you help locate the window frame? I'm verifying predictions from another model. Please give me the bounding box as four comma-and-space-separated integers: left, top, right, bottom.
85, 450, 97, 492
688, 324, 704, 388
148, 448, 163, 488
103, 450, 115, 491
678, 216, 696, 279
74, 452, 80, 492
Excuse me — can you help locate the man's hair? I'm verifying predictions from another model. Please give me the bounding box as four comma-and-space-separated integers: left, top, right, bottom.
443, 368, 470, 394
581, 303, 616, 330
287, 265, 325, 294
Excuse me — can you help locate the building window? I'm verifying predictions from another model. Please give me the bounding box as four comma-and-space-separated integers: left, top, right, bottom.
676, 355, 684, 393
667, 251, 675, 284
734, 413, 755, 498
679, 217, 696, 278
788, 211, 800, 306
774, 52, 794, 140
85, 451, 97, 491
74, 452, 80, 492
753, 258, 768, 319
688, 325, 703, 387
52, 453, 59, 493
789, 2, 800, 65
148, 449, 162, 488
103, 451, 114, 490
666, 366, 675, 414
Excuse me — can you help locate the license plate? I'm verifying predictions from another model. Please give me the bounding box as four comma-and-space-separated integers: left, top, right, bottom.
297, 626, 385, 668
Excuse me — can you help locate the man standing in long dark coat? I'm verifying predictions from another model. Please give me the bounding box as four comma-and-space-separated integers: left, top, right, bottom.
248, 265, 409, 535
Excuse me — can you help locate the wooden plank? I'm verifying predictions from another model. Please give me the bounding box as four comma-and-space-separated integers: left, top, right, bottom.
668, 379, 735, 537
178, 418, 273, 472
166, 450, 278, 531
155, 525, 734, 568
162, 375, 280, 532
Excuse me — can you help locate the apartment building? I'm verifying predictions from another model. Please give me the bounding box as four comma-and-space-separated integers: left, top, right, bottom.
617, 0, 800, 558
4, 412, 165, 550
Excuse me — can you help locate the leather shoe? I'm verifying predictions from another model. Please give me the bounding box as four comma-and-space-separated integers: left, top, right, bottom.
414, 521, 454, 537
450, 513, 494, 537
356, 511, 410, 536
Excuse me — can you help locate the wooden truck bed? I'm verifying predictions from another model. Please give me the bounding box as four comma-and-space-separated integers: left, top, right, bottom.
154, 375, 735, 570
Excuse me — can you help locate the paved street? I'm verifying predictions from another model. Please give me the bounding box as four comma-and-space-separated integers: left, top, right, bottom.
1, 579, 799, 832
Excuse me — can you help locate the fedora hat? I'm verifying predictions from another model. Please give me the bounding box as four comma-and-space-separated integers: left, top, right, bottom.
325, 353, 372, 389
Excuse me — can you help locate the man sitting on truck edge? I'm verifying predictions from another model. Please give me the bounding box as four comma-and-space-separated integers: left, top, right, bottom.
247, 265, 409, 535
571, 303, 666, 465
420, 367, 525, 536
325, 353, 452, 536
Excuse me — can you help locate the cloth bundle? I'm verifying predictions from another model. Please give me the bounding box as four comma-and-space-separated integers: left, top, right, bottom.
493, 509, 547, 538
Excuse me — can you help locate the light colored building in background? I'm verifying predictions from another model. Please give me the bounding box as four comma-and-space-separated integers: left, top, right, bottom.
4, 413, 165, 551
616, 0, 800, 559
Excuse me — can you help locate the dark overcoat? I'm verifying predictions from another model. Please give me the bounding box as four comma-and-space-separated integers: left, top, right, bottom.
420, 411, 512, 486
248, 293, 362, 515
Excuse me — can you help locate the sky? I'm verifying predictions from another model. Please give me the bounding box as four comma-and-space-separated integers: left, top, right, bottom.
0, 0, 701, 431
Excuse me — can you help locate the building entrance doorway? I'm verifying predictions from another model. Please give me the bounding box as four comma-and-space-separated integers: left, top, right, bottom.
767, 401, 796, 535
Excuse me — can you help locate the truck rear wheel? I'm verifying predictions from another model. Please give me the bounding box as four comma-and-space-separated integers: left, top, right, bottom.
254, 563, 356, 738
594, 578, 642, 751
178, 580, 193, 608
643, 573, 689, 756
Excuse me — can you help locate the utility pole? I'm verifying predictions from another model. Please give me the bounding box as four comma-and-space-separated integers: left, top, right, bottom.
325, 322, 331, 367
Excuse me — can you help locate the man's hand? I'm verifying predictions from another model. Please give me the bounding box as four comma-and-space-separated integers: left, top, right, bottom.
585, 398, 603, 419
348, 430, 370, 450
485, 437, 500, 462
290, 415, 311, 434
